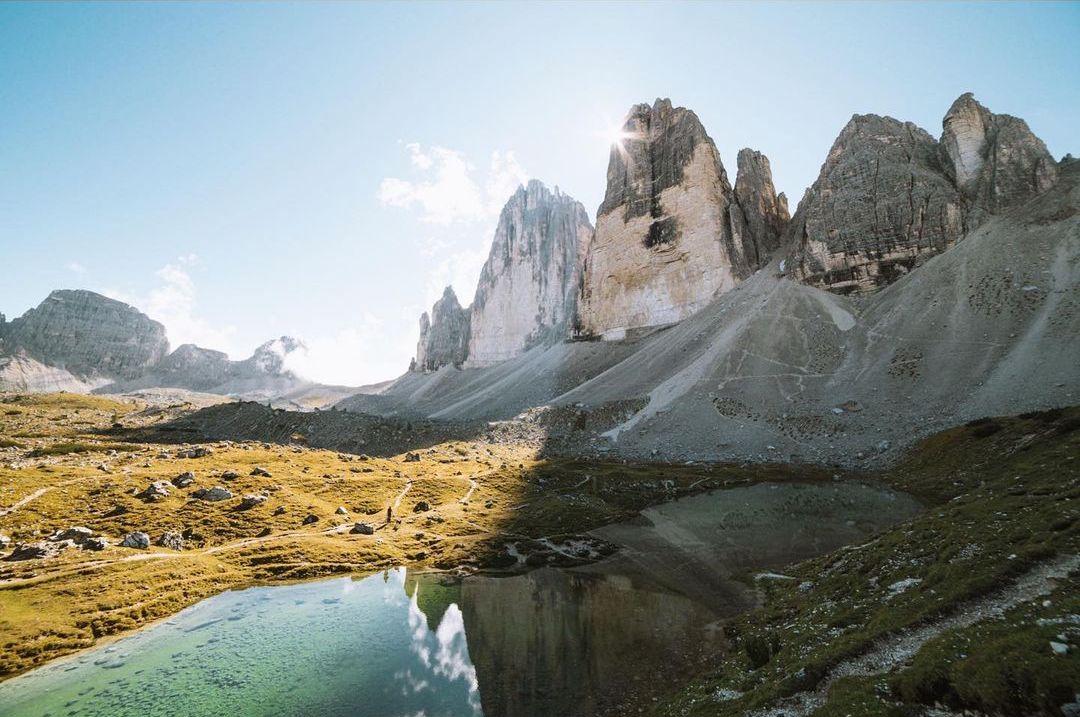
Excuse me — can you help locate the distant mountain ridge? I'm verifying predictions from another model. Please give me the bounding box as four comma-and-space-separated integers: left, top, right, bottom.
0, 291, 351, 407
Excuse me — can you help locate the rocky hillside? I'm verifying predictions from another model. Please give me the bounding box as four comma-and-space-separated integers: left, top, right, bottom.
576, 98, 787, 340
466, 181, 593, 368
790, 93, 1060, 293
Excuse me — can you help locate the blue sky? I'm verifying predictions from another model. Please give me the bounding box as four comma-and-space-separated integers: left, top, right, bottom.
1, 1, 1077, 384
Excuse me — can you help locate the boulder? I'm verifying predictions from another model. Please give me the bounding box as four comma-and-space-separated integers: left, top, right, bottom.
83, 536, 109, 551
351, 522, 375, 535
120, 532, 150, 549
195, 486, 232, 502
51, 526, 93, 545
302, 514, 319, 525
157, 531, 184, 550
413, 501, 431, 513
5, 541, 63, 561
239, 494, 267, 510
139, 480, 172, 502
250, 466, 272, 477
335, 506, 348, 515
221, 470, 239, 480
172, 471, 195, 488
177, 446, 213, 459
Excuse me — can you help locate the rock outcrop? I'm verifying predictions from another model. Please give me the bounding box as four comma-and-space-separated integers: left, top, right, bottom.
466, 181, 593, 367
941, 92, 1059, 224
791, 93, 1059, 294
575, 99, 777, 340
413, 286, 470, 372
733, 148, 790, 262
0, 290, 168, 379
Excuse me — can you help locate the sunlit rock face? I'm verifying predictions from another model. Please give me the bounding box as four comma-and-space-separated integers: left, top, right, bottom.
790, 93, 1060, 294
576, 99, 766, 340
413, 286, 470, 372
0, 290, 168, 380
465, 181, 593, 368
941, 92, 1059, 224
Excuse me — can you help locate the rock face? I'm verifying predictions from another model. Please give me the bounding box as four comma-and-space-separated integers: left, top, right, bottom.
941, 92, 1059, 223
576, 99, 776, 340
734, 149, 790, 262
791, 93, 1059, 294
466, 181, 594, 367
413, 286, 470, 372
0, 290, 168, 379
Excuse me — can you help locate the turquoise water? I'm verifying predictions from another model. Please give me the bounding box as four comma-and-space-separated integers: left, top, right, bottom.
0, 569, 483, 717
0, 567, 720, 717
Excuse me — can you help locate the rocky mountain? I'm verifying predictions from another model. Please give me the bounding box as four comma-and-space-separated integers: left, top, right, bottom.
575, 99, 787, 340
0, 291, 349, 406
466, 181, 593, 368
413, 286, 470, 372
790, 93, 1060, 293
341, 95, 1076, 466
0, 290, 168, 381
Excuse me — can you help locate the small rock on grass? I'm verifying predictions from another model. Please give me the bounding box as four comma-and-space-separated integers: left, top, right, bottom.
120, 532, 150, 549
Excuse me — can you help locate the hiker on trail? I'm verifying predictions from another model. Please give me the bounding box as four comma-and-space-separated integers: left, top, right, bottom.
386, 505, 393, 523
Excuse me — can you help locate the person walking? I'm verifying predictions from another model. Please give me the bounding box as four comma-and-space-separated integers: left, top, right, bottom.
386, 505, 393, 524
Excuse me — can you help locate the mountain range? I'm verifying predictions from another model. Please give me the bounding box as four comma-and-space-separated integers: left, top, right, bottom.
3, 92, 1076, 463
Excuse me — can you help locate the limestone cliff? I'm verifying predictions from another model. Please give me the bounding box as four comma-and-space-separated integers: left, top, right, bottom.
465, 181, 593, 367
413, 286, 470, 372
941, 92, 1059, 225
575, 99, 777, 340
734, 148, 790, 263
0, 290, 168, 380
791, 93, 1060, 293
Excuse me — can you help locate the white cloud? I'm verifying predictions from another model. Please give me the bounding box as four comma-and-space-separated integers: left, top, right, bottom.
282, 311, 416, 386
66, 262, 86, 274
103, 257, 241, 358
377, 144, 528, 225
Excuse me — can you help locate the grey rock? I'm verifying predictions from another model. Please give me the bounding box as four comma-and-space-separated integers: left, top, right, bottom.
403, 452, 420, 463
0, 290, 168, 380
120, 532, 150, 549
941, 92, 1059, 224
250, 466, 272, 477
413, 501, 431, 513
734, 148, 790, 264
577, 99, 766, 339
157, 531, 184, 550
197, 486, 232, 502
238, 494, 267, 510
139, 480, 172, 502
51, 526, 93, 544
221, 470, 239, 480
302, 514, 319, 525
791, 93, 1060, 294
351, 522, 375, 535
335, 506, 348, 515
414, 286, 470, 372
83, 536, 109, 551
5, 541, 63, 561
177, 446, 213, 459
788, 113, 964, 294
466, 181, 594, 367
173, 471, 195, 488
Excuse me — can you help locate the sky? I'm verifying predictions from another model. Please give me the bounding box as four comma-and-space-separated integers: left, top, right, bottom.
1, 1, 1077, 385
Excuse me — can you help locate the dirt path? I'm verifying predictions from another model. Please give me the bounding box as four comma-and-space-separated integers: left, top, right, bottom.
746, 553, 1080, 717
459, 477, 478, 504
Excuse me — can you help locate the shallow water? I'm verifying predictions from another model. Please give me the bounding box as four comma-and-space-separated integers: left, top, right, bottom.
0, 480, 920, 717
